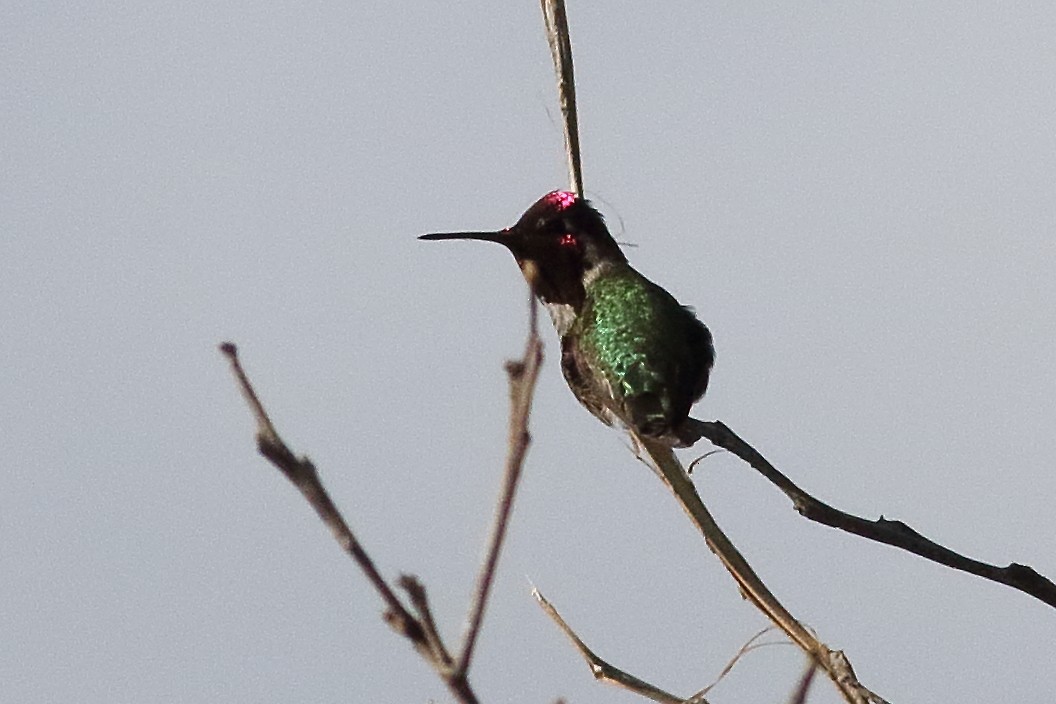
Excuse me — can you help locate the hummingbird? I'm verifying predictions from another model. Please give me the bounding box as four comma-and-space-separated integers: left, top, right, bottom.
420, 190, 714, 448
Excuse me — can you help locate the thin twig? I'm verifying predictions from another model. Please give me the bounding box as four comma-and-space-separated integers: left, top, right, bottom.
540, 0, 583, 196
788, 662, 819, 704
532, 587, 692, 704
400, 575, 455, 670
457, 294, 545, 675
697, 421, 1056, 608
693, 627, 783, 699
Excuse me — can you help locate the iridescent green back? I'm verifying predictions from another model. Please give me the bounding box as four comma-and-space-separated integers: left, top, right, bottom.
569, 264, 712, 432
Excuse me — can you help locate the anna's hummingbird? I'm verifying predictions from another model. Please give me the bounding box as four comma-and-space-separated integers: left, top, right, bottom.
420, 190, 714, 448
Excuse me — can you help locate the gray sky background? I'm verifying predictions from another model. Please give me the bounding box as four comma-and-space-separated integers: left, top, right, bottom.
4, 2, 1055, 703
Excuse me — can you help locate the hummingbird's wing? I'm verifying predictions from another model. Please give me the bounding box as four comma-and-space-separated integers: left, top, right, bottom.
559, 267, 715, 446
562, 327, 695, 445
679, 306, 714, 405
559, 333, 622, 430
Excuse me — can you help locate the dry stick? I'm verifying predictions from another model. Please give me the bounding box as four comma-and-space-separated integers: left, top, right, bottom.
532, 587, 691, 704
541, 0, 583, 197
536, 3, 885, 702
698, 421, 1056, 608
456, 297, 545, 675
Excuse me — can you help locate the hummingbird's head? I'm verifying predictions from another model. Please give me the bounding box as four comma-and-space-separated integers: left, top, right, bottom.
420, 190, 627, 309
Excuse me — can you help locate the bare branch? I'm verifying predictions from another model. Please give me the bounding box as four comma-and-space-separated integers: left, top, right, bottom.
532, 587, 692, 704
457, 295, 545, 675
220, 342, 481, 704
540, 0, 583, 196
697, 421, 1056, 608
219, 342, 421, 641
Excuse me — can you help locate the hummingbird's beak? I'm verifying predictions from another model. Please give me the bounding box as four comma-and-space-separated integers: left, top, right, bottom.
418, 229, 510, 244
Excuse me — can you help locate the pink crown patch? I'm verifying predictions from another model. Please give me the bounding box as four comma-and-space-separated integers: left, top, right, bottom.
544, 190, 577, 212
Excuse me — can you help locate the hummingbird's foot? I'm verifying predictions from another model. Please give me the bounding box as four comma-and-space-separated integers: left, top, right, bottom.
668, 417, 710, 448
624, 403, 710, 448
630, 419, 705, 448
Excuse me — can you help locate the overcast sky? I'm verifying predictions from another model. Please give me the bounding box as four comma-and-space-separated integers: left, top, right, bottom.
3, 2, 1055, 703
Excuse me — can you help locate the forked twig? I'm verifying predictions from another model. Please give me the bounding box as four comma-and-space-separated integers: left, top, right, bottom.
634, 436, 887, 704
221, 301, 544, 704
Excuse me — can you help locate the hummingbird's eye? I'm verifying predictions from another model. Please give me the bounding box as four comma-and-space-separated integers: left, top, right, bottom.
536, 216, 562, 232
